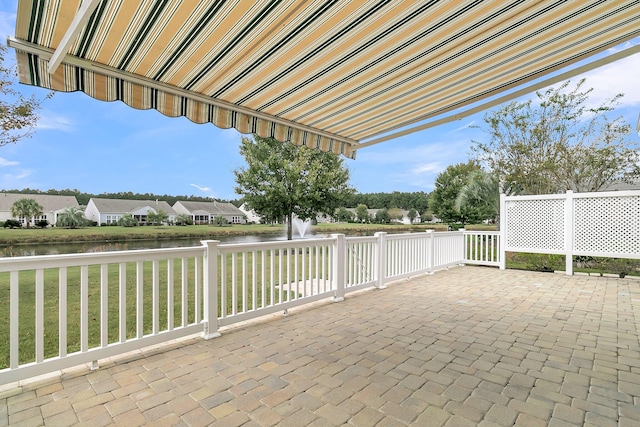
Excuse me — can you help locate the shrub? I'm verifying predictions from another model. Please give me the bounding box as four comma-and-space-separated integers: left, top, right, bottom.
2, 219, 21, 229
35, 220, 49, 228
212, 215, 228, 226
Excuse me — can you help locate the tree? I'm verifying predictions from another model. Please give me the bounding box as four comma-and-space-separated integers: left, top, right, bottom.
146, 210, 168, 226
334, 207, 354, 223
1, 43, 50, 146
10, 198, 43, 228
56, 207, 87, 229
375, 209, 390, 224
117, 214, 137, 227
355, 204, 370, 223
212, 215, 228, 226
455, 170, 500, 225
235, 135, 354, 240
429, 162, 484, 225
407, 208, 417, 224
174, 213, 192, 226
472, 79, 639, 194
387, 208, 404, 223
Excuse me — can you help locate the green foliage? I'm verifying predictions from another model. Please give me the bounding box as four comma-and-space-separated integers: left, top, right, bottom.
455, 170, 500, 226
146, 210, 169, 226
375, 209, 390, 224
212, 215, 228, 226
9, 198, 43, 228
2, 219, 21, 228
334, 207, 354, 222
56, 207, 87, 229
345, 191, 429, 212
34, 220, 49, 228
407, 208, 417, 224
117, 214, 137, 227
355, 204, 370, 223
174, 213, 192, 226
429, 161, 484, 225
472, 79, 639, 194
1, 43, 51, 146
234, 135, 354, 240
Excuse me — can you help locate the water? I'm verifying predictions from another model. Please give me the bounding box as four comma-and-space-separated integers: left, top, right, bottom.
0, 232, 332, 257
292, 217, 312, 237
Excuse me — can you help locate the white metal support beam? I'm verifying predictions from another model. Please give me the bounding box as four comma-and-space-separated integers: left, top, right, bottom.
47, 0, 102, 74
357, 43, 640, 149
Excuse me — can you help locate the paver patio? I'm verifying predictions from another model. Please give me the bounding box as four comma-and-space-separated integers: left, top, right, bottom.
1, 266, 639, 426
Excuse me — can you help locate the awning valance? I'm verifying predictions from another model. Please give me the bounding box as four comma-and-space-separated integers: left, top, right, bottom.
8, 1, 640, 159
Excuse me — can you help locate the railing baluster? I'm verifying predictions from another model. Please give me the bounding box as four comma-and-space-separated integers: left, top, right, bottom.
221, 254, 227, 318
181, 257, 188, 326
136, 262, 143, 339
167, 259, 174, 331
59, 268, 67, 357
118, 263, 126, 343
81, 265, 89, 352
100, 264, 108, 347
10, 271, 19, 369
195, 257, 201, 323
152, 260, 159, 335
252, 251, 257, 311
232, 253, 238, 315
35, 269, 44, 363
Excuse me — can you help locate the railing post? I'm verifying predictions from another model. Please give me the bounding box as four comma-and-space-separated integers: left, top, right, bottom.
564, 190, 574, 276
332, 234, 345, 301
374, 232, 387, 289
427, 230, 435, 274
201, 240, 221, 339
499, 193, 506, 270
459, 229, 465, 265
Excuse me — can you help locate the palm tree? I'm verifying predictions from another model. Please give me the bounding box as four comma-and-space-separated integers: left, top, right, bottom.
56, 207, 86, 229
117, 213, 138, 227
10, 198, 43, 228
174, 213, 192, 226
455, 170, 500, 227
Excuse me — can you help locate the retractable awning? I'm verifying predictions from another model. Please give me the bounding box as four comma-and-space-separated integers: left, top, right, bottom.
8, 1, 640, 159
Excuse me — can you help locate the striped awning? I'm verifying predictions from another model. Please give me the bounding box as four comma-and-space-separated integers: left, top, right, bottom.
8, 1, 640, 159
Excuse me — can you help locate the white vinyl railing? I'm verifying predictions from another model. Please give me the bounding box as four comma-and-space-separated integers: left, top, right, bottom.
0, 230, 498, 384
464, 231, 501, 267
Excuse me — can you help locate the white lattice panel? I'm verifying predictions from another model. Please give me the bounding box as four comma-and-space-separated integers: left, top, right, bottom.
505, 199, 565, 251
574, 195, 640, 255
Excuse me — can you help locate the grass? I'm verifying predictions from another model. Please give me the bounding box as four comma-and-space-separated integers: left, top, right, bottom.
0, 222, 470, 246
0, 246, 330, 369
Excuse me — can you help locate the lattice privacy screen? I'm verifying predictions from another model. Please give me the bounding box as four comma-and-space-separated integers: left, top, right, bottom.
505, 198, 565, 252
574, 195, 640, 256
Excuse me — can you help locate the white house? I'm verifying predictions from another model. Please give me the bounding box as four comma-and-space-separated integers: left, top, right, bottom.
0, 193, 80, 227
173, 201, 246, 224
85, 198, 177, 226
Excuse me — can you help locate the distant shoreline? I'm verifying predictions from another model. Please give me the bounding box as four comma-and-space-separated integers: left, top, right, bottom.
0, 223, 475, 246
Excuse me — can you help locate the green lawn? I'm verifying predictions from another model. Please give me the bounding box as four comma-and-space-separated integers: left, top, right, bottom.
0, 246, 330, 369
0, 222, 470, 245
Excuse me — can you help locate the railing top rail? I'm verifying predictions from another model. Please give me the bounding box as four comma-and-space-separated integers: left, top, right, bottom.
217, 237, 335, 253
463, 230, 500, 235
345, 236, 377, 243
0, 246, 205, 272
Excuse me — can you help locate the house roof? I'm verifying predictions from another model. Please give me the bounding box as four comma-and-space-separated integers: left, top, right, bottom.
175, 201, 244, 216
0, 193, 79, 213
8, 1, 640, 159
89, 198, 177, 215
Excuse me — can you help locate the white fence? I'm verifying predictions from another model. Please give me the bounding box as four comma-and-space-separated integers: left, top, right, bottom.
0, 230, 497, 385
500, 189, 640, 274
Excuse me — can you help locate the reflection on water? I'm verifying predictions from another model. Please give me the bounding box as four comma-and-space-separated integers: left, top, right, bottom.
0, 232, 334, 257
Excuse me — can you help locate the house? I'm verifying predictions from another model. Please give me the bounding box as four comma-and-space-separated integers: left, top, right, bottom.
173, 201, 246, 224
0, 193, 80, 227
85, 198, 177, 226
238, 203, 262, 224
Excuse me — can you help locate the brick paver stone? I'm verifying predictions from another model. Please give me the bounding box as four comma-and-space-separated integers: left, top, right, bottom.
1, 268, 638, 426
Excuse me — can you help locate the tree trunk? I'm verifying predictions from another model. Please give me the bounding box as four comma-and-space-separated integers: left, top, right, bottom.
287, 212, 293, 240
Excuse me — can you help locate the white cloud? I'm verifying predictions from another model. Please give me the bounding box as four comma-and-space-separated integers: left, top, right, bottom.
0, 157, 18, 167
580, 52, 640, 109
190, 183, 211, 192
410, 162, 442, 174
36, 112, 76, 132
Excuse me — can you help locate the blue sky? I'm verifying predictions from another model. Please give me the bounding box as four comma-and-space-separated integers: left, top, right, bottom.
1, 2, 639, 200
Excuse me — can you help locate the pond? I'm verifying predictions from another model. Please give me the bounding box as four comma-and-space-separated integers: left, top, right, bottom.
0, 232, 334, 257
